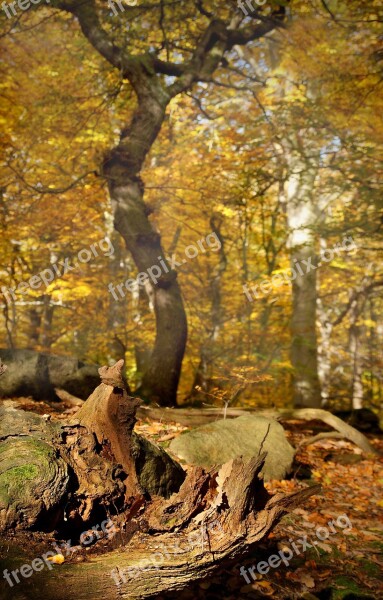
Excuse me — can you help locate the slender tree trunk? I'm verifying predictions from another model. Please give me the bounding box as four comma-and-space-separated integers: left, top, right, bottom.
103, 89, 187, 407
41, 294, 54, 350
349, 296, 365, 410
187, 217, 226, 401
284, 152, 322, 408
317, 296, 333, 407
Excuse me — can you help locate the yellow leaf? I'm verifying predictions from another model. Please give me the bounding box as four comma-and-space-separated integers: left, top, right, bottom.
47, 554, 65, 564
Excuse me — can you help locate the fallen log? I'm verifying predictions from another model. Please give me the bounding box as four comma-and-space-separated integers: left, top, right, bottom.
1, 456, 319, 600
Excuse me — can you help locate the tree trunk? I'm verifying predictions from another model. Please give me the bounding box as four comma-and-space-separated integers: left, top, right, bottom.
187, 217, 226, 401
103, 91, 187, 407
317, 295, 333, 407
284, 150, 322, 408
349, 296, 366, 410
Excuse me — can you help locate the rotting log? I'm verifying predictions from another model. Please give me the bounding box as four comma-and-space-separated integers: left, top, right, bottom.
0, 361, 320, 600
1, 456, 319, 600
0, 361, 184, 532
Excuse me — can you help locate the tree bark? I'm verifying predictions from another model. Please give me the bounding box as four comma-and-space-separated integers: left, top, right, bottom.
0, 455, 318, 600
284, 148, 322, 408
102, 90, 187, 407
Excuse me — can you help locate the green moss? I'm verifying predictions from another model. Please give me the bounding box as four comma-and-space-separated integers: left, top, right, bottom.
358, 559, 380, 577
331, 576, 366, 599
0, 438, 54, 506
2, 464, 39, 483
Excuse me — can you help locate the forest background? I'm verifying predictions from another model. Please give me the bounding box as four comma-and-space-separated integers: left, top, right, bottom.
0, 0, 382, 412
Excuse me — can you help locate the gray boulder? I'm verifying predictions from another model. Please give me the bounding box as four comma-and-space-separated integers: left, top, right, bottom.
169, 415, 295, 481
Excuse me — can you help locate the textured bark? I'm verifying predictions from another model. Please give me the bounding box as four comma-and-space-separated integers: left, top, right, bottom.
1, 456, 319, 600
98, 64, 188, 407
290, 244, 322, 408
0, 361, 185, 532
73, 360, 143, 502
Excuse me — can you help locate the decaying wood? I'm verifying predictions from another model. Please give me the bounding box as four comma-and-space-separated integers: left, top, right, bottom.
0, 361, 322, 599
0, 361, 183, 531
281, 408, 378, 455
297, 431, 346, 448
54, 387, 83, 406
3, 455, 320, 600
137, 406, 379, 455
73, 359, 143, 502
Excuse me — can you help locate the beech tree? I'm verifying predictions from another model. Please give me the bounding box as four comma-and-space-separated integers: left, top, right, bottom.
15, 0, 286, 406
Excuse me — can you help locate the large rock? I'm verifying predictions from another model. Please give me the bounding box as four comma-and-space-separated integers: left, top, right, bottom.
132, 433, 185, 498
169, 415, 295, 481
0, 348, 99, 400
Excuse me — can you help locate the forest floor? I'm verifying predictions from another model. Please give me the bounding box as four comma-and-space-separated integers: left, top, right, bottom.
1, 396, 383, 600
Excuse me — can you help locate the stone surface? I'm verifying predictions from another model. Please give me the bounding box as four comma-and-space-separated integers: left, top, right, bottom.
169, 415, 295, 481
132, 432, 185, 498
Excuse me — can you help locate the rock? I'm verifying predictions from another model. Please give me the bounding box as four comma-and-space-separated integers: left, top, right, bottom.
169, 415, 295, 481
132, 433, 185, 498
0, 348, 100, 400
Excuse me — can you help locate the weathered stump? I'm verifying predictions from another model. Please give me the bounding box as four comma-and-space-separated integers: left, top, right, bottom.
0, 360, 319, 599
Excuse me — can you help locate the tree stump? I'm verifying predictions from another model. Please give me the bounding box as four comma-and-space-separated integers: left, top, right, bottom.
0, 361, 319, 599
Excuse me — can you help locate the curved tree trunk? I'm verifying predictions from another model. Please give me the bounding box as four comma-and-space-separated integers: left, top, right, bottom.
102, 89, 187, 407
59, 0, 286, 408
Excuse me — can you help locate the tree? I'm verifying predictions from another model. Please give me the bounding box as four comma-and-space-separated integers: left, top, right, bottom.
15, 0, 286, 406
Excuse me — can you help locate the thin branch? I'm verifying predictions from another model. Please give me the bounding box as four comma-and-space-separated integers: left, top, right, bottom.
6, 165, 97, 195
